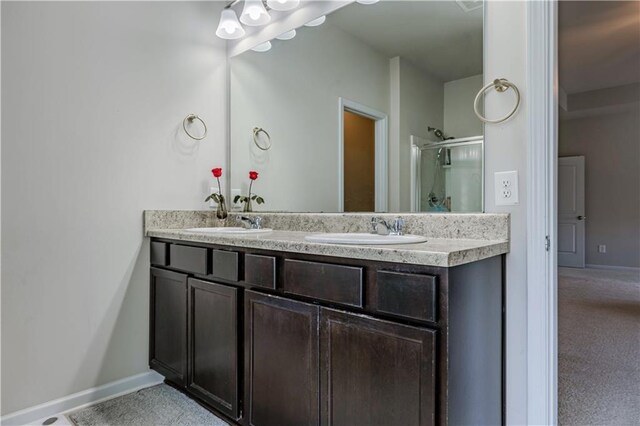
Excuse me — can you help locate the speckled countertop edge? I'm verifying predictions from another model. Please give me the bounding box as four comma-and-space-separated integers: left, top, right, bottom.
146, 228, 509, 268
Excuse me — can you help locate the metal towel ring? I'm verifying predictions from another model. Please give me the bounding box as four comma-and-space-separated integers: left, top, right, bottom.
183, 114, 207, 141
473, 78, 521, 124
253, 127, 272, 151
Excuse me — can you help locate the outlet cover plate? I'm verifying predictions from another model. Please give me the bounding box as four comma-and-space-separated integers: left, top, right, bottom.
495, 170, 519, 206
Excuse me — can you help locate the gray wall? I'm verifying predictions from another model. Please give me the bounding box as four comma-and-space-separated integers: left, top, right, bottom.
559, 107, 640, 268
483, 2, 528, 422
1, 1, 227, 414
444, 74, 484, 139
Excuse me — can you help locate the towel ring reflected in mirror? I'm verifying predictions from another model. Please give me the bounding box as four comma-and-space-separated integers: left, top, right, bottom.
183, 114, 207, 141
253, 127, 272, 151
473, 78, 521, 124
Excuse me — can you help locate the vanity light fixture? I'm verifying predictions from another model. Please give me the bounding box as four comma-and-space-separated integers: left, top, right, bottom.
356, 0, 380, 4
275, 29, 297, 40
304, 15, 326, 27
215, 8, 246, 40
252, 41, 272, 52
240, 0, 271, 26
267, 0, 300, 12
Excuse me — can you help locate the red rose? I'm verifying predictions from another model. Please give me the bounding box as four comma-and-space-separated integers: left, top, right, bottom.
249, 171, 259, 180
212, 168, 222, 178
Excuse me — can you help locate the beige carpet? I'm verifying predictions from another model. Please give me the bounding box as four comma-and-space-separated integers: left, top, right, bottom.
559, 267, 640, 426
68, 384, 229, 426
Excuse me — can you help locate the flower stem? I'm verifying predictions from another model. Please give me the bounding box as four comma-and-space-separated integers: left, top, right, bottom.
216, 177, 222, 196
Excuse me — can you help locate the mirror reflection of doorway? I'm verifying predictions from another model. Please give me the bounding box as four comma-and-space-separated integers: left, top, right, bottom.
338, 97, 388, 213
343, 111, 375, 212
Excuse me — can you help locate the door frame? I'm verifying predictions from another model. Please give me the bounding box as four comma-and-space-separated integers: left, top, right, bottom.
526, 0, 558, 425
338, 97, 388, 212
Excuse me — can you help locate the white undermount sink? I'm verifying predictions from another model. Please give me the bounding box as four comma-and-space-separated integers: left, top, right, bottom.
185, 227, 273, 234
304, 233, 427, 245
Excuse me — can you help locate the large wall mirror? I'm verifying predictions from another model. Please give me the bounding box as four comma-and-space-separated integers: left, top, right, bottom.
230, 0, 484, 213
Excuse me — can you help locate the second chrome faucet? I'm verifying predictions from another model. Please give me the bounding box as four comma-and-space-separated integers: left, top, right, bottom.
237, 215, 263, 229
371, 216, 405, 236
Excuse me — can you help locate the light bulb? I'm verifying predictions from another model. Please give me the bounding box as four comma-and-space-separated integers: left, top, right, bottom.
356, 0, 379, 4
252, 41, 272, 52
215, 9, 245, 40
267, 0, 300, 11
276, 29, 296, 40
241, 0, 271, 26
304, 16, 326, 27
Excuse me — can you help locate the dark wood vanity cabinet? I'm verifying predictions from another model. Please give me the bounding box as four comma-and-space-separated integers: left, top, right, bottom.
149, 239, 504, 426
187, 279, 239, 420
244, 291, 320, 426
149, 267, 188, 387
320, 308, 437, 426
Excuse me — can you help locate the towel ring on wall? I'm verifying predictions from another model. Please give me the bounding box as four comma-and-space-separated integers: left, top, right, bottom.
183, 114, 207, 141
473, 78, 521, 124
253, 127, 272, 151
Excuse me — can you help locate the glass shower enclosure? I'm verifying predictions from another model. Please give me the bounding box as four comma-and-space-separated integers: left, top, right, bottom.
410, 135, 484, 213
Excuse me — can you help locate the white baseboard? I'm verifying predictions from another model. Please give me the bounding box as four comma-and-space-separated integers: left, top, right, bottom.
585, 264, 640, 272
1, 370, 164, 426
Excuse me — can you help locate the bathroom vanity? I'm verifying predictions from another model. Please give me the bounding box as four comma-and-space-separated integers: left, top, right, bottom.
145, 212, 508, 426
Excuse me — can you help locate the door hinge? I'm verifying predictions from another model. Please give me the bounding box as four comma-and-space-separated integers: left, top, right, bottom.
545, 235, 550, 251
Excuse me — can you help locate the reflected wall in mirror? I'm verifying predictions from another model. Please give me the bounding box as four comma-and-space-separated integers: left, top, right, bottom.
231, 0, 484, 213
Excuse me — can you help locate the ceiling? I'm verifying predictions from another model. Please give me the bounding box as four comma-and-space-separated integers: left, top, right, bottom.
559, 1, 640, 94
328, 0, 483, 82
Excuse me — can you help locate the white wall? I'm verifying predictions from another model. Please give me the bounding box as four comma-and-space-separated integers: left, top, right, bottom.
230, 23, 389, 212
559, 107, 640, 268
444, 74, 484, 138
484, 2, 529, 424
1, 1, 227, 414
392, 58, 444, 212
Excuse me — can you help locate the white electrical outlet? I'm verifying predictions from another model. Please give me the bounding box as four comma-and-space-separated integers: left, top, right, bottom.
598, 245, 607, 253
231, 189, 242, 210
494, 171, 519, 206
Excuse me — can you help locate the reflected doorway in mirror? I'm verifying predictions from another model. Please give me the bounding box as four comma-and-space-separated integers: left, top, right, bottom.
338, 98, 388, 213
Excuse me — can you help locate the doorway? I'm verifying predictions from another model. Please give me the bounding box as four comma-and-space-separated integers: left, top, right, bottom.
338, 98, 388, 212
343, 111, 375, 212
555, 2, 640, 425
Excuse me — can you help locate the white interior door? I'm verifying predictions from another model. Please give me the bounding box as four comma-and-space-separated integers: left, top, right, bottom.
558, 156, 586, 267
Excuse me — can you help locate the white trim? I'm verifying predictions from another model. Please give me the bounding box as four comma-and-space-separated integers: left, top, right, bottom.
410, 136, 422, 212
526, 1, 558, 425
585, 264, 640, 273
337, 97, 389, 212
0, 371, 164, 426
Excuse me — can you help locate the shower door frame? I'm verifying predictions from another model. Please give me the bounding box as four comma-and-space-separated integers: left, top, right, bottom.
410, 135, 485, 213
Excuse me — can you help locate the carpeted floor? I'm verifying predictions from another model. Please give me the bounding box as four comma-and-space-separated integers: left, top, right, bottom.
558, 267, 640, 426
67, 384, 229, 426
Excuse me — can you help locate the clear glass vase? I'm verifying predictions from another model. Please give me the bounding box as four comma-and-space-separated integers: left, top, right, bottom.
216, 195, 228, 220
243, 198, 253, 213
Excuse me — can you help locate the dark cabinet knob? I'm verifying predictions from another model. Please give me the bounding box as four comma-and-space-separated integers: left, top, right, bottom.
577, 215, 586, 220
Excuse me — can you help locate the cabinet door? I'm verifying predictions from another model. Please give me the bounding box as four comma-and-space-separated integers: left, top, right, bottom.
244, 291, 319, 426
320, 308, 437, 426
188, 279, 239, 420
150, 267, 188, 386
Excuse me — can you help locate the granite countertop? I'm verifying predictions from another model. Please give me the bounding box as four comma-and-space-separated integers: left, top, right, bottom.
146, 228, 509, 268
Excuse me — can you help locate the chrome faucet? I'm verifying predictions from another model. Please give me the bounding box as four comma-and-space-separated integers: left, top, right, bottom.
371, 216, 405, 236
237, 215, 263, 229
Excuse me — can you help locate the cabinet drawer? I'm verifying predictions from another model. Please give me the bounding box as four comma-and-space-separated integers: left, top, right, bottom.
374, 271, 438, 323
169, 244, 209, 275
245, 254, 276, 289
210, 250, 239, 282
284, 259, 363, 308
150, 241, 168, 266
